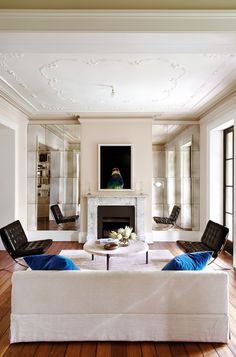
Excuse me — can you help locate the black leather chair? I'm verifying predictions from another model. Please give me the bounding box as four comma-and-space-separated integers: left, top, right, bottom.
50, 204, 79, 225
177, 220, 229, 262
153, 205, 181, 227
0, 220, 53, 261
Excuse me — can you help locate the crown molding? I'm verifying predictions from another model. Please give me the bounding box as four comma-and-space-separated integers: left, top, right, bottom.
0, 96, 28, 126
1, 10, 236, 31
79, 117, 153, 124
153, 120, 199, 125
199, 89, 236, 124
0, 89, 32, 117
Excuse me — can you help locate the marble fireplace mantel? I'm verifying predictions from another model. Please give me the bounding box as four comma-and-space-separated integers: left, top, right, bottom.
86, 193, 147, 241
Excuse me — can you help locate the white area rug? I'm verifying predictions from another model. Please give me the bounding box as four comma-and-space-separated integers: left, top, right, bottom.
60, 249, 174, 271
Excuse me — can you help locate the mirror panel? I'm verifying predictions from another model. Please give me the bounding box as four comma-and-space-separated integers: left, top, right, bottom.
27, 124, 80, 231
152, 124, 200, 231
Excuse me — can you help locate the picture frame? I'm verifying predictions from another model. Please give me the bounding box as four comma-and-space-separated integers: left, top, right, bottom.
98, 144, 133, 191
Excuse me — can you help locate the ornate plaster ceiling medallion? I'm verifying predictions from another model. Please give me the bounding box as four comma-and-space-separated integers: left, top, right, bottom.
1, 50, 236, 116
39, 56, 187, 112
128, 58, 186, 103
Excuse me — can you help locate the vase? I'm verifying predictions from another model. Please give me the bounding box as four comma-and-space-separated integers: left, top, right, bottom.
119, 238, 129, 247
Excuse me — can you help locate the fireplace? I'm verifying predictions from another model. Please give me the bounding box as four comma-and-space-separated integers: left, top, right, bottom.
97, 205, 135, 238
86, 194, 146, 241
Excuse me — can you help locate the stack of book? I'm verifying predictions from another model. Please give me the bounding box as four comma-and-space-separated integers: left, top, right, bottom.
99, 238, 119, 246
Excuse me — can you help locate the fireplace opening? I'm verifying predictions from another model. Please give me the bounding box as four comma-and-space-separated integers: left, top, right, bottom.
97, 205, 135, 238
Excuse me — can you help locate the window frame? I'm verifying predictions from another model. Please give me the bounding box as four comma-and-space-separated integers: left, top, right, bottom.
223, 126, 234, 255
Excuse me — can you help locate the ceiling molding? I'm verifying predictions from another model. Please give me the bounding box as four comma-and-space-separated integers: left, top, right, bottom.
196, 86, 236, 118
0, 96, 28, 126
153, 120, 199, 125
0, 88, 33, 117
79, 117, 153, 124
1, 10, 236, 32
28, 118, 79, 124
199, 88, 236, 122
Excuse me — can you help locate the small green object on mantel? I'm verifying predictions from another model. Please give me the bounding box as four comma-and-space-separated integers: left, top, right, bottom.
107, 168, 124, 189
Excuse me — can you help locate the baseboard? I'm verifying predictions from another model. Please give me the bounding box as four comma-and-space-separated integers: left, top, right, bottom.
27, 230, 80, 242
152, 230, 201, 242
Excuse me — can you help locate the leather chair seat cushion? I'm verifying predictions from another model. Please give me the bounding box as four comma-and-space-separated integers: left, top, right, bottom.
13, 239, 53, 259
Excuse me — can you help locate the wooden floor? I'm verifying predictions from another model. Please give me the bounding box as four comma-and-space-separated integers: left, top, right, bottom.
0, 241, 236, 357
37, 219, 79, 231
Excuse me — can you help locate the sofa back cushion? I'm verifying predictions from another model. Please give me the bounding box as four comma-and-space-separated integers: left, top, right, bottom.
12, 270, 228, 316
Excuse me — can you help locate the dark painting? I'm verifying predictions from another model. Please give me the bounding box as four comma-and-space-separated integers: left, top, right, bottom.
99, 145, 132, 189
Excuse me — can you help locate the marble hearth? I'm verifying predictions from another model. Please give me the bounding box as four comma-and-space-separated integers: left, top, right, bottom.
86, 194, 146, 241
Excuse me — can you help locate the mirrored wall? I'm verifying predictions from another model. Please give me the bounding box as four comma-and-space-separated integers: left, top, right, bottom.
27, 124, 80, 231
152, 124, 200, 231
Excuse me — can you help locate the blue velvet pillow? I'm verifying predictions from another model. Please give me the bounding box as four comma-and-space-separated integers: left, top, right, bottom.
24, 254, 80, 271
162, 251, 213, 271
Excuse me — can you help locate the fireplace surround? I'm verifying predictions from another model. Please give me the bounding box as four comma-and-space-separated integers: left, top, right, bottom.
97, 205, 135, 238
86, 194, 146, 241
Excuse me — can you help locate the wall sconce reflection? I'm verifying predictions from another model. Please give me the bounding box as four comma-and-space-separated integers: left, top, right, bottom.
154, 180, 165, 216
154, 181, 163, 188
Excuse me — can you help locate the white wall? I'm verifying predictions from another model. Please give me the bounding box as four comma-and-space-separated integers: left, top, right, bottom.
200, 93, 236, 267
79, 118, 153, 242
209, 130, 224, 223
0, 98, 28, 249
0, 125, 15, 226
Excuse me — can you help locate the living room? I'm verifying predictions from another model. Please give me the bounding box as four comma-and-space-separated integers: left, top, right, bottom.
0, 0, 236, 355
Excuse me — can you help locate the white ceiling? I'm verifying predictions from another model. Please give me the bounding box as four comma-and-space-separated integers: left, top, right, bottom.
0, 32, 236, 122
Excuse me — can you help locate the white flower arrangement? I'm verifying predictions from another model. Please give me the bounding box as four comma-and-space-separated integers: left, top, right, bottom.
109, 226, 137, 241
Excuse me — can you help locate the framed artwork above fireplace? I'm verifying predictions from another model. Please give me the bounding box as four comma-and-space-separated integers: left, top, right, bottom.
98, 144, 133, 191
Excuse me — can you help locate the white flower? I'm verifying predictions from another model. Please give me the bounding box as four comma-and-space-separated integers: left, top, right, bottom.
123, 226, 132, 238
117, 228, 125, 235
109, 230, 118, 238
109, 226, 136, 240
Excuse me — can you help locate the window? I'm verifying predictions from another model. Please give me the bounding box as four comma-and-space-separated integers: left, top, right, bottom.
223, 126, 234, 254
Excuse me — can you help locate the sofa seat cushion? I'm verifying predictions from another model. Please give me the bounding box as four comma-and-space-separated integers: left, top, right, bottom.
162, 251, 213, 271
24, 254, 79, 271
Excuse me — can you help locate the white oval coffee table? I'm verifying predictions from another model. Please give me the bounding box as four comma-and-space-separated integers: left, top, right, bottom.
83, 240, 149, 270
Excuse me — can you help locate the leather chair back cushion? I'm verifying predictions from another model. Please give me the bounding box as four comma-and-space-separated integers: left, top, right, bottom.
201, 220, 229, 251
169, 205, 181, 223
51, 205, 63, 223
0, 220, 28, 252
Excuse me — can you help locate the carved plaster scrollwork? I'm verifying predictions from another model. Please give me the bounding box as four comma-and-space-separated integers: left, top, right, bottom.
39, 103, 66, 111
82, 58, 122, 66
39, 56, 186, 111
128, 58, 186, 103
40, 58, 119, 103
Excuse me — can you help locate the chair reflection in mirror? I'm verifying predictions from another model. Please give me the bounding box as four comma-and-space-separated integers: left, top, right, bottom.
50, 205, 79, 228
153, 205, 181, 229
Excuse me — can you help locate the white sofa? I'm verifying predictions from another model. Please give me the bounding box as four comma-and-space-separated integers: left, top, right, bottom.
11, 270, 229, 343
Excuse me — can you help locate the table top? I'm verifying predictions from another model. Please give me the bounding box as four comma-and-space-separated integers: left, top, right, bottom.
83, 240, 148, 257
